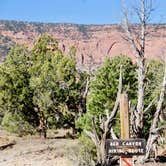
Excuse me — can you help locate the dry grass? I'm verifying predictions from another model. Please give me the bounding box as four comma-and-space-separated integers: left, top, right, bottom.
0, 129, 77, 166
0, 129, 165, 166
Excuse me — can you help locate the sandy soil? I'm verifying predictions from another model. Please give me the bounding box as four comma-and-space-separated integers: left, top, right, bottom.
0, 129, 78, 166
0, 130, 165, 166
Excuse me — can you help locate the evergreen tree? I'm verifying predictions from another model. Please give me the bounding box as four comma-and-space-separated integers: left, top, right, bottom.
29, 34, 83, 137
143, 59, 165, 138
77, 56, 137, 135
0, 45, 36, 134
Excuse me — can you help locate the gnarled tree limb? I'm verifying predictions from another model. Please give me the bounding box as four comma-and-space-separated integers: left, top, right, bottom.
84, 65, 123, 165
143, 63, 166, 162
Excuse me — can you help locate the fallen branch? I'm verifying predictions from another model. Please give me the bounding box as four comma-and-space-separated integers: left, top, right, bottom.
0, 140, 16, 150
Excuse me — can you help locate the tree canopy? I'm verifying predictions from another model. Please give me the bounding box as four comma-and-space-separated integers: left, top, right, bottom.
77, 56, 137, 134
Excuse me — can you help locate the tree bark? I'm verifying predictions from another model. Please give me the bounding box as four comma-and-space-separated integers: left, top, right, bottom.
136, 57, 145, 137
122, 0, 166, 162
81, 75, 90, 113
38, 111, 47, 139
142, 64, 166, 162
122, 0, 147, 138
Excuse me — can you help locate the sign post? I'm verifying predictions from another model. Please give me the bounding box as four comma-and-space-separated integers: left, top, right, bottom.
120, 93, 130, 139
120, 93, 133, 166
106, 93, 146, 166
106, 139, 146, 156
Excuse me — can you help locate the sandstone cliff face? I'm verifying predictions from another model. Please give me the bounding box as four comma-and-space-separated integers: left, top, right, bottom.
0, 20, 166, 67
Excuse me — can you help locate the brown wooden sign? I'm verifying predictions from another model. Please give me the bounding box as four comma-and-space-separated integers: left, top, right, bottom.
106, 139, 146, 156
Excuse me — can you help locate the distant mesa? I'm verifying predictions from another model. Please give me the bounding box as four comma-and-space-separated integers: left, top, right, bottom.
0, 20, 166, 67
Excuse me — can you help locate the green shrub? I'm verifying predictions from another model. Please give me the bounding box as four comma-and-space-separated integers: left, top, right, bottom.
77, 56, 137, 137
2, 112, 35, 136
79, 133, 97, 161
67, 133, 96, 166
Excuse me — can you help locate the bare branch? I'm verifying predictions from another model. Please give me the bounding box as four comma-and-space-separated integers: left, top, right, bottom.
91, 117, 100, 144
151, 124, 166, 133
143, 62, 166, 162
151, 64, 166, 130
84, 65, 123, 164
130, 105, 137, 138
122, 3, 141, 58
84, 130, 98, 145
110, 128, 118, 139
98, 65, 122, 139
83, 75, 90, 98
144, 97, 157, 113
105, 109, 110, 120
108, 65, 123, 123
107, 42, 117, 55
140, 0, 146, 56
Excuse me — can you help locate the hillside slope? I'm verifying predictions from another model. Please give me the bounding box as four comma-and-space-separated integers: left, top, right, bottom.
0, 20, 166, 67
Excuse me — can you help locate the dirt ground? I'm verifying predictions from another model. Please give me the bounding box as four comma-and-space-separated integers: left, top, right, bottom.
0, 129, 165, 166
0, 129, 78, 166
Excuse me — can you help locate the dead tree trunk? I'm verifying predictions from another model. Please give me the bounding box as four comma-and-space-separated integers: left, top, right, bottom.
122, 0, 166, 162
142, 64, 166, 162
136, 57, 145, 137
79, 75, 90, 114
122, 0, 153, 138
85, 66, 122, 165
38, 110, 47, 139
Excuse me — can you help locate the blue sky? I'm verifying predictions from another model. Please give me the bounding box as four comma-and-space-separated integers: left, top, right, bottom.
0, 0, 165, 24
